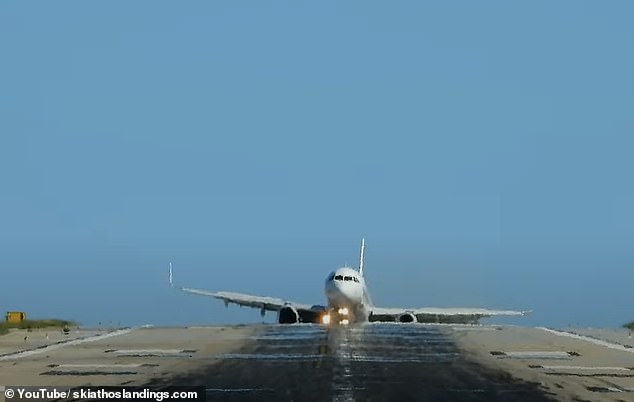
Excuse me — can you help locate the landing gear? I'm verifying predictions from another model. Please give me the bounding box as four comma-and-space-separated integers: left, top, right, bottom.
328, 307, 353, 325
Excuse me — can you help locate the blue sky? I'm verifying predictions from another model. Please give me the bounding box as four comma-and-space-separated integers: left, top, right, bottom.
1, 2, 632, 328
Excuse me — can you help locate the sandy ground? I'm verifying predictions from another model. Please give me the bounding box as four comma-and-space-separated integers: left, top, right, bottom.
0, 327, 110, 356
0, 325, 259, 390
562, 327, 634, 349
451, 325, 634, 402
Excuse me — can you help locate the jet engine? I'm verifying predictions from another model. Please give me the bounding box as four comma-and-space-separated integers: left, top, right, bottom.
278, 305, 327, 324
398, 312, 417, 323
278, 306, 300, 324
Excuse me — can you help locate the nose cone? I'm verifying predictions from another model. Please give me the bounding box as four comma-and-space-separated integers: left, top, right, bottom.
325, 277, 363, 306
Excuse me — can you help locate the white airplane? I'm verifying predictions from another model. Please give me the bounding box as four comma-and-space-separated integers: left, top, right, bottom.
169, 239, 529, 325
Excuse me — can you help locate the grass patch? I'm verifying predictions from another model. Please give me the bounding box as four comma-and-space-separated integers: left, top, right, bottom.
0, 319, 76, 336
624, 321, 634, 331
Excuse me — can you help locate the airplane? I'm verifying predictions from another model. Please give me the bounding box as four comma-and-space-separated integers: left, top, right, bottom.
168, 239, 529, 325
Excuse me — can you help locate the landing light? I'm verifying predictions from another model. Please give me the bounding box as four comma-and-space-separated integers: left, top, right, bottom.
340, 319, 350, 325
321, 314, 331, 325
337, 307, 349, 316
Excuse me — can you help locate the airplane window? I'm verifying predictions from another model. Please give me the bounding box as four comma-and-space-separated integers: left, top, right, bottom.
344, 276, 352, 281
328, 273, 335, 281
335, 275, 343, 281
353, 277, 359, 282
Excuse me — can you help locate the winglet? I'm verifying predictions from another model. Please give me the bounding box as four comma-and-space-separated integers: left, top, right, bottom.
169, 262, 174, 287
359, 238, 365, 276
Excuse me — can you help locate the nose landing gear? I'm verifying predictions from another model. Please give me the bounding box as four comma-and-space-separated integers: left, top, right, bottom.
328, 306, 353, 325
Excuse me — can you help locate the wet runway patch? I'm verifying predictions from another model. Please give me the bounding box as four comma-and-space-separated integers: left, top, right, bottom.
147, 324, 557, 401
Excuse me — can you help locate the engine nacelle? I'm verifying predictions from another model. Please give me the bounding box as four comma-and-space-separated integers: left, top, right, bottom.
278, 305, 328, 324
398, 312, 417, 323
278, 306, 299, 324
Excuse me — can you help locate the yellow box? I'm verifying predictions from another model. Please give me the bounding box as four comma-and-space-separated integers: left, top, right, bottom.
5, 311, 26, 323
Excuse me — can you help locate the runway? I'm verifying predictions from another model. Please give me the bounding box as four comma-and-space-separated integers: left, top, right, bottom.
2, 324, 633, 401
150, 324, 556, 401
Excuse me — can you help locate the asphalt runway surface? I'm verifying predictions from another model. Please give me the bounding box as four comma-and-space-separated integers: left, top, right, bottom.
150, 324, 557, 402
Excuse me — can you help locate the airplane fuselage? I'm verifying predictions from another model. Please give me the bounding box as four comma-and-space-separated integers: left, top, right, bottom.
324, 267, 369, 323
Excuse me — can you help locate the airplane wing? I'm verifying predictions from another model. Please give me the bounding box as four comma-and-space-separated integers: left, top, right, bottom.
178, 287, 314, 312
168, 264, 321, 322
369, 306, 530, 324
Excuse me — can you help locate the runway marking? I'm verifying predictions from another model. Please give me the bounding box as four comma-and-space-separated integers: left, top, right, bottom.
542, 372, 634, 378
0, 328, 135, 361
538, 327, 634, 354
586, 386, 625, 393
109, 348, 187, 353
206, 388, 275, 392
215, 353, 323, 360
52, 363, 158, 368
348, 353, 459, 363
42, 370, 139, 376
41, 360, 160, 376
252, 333, 325, 341
108, 348, 196, 356
214, 352, 459, 363
490, 351, 576, 359
451, 326, 500, 331
537, 365, 632, 371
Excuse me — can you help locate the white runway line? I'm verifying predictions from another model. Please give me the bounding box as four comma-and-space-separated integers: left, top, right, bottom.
496, 351, 573, 359
539, 365, 632, 371
538, 327, 634, 354
112, 349, 187, 354
206, 388, 276, 392
111, 348, 195, 357
451, 326, 499, 331
0, 328, 135, 361
55, 364, 149, 368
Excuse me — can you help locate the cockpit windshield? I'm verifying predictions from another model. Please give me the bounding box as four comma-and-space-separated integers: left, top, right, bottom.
332, 274, 360, 282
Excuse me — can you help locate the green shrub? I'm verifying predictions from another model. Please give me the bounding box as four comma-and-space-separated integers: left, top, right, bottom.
0, 319, 76, 336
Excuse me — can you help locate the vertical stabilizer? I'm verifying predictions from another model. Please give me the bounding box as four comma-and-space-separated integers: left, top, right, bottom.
359, 238, 365, 276
169, 262, 174, 287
